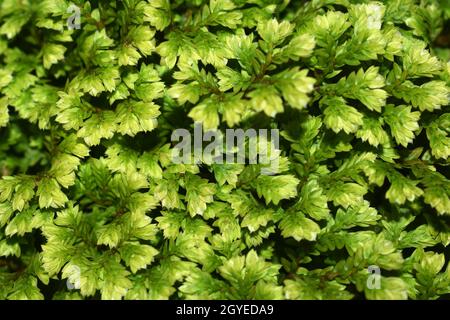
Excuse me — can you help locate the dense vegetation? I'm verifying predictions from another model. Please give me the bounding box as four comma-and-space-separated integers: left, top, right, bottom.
0, 0, 449, 300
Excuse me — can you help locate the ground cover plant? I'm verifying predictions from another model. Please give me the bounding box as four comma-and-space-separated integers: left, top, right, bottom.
0, 0, 449, 300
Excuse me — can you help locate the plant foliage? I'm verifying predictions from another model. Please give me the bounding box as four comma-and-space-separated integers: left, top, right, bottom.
0, 0, 449, 300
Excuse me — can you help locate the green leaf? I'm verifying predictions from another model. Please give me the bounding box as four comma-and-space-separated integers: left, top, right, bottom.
100, 256, 133, 300
393, 81, 448, 111
0, 69, 13, 88
356, 116, 389, 146
5, 208, 50, 236
327, 182, 367, 208
427, 114, 450, 159
279, 211, 320, 241
332, 201, 380, 230
273, 33, 315, 63
217, 67, 251, 93
179, 270, 227, 299
386, 174, 423, 205
285, 275, 353, 300
309, 11, 350, 47
37, 178, 68, 209
420, 171, 450, 215
322, 96, 363, 134
0, 11, 31, 39
212, 163, 244, 187
274, 68, 316, 110
188, 98, 220, 130
96, 222, 122, 248
403, 39, 443, 77
155, 210, 185, 239
154, 178, 184, 210
184, 173, 216, 216
365, 277, 408, 300
0, 239, 20, 257
296, 179, 330, 220
119, 242, 159, 273
217, 250, 281, 298
212, 204, 241, 242
7, 276, 44, 300
252, 175, 299, 205
77, 111, 117, 146
248, 86, 283, 117
331, 66, 388, 112
201, 0, 243, 29
383, 105, 420, 147
128, 26, 155, 56
143, 0, 172, 31
42, 43, 66, 69
257, 19, 294, 47
116, 101, 160, 136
